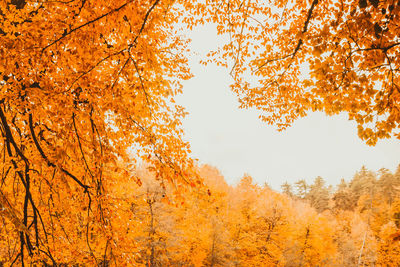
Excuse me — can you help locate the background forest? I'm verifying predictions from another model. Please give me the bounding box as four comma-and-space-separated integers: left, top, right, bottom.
3, 162, 399, 266
1, 0, 400, 266
100, 164, 400, 266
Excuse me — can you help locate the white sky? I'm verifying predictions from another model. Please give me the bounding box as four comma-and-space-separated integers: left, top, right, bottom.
175, 25, 400, 191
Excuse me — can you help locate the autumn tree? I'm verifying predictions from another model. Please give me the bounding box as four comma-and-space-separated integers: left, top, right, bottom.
377, 167, 400, 205
307, 176, 330, 212
294, 179, 308, 199
281, 181, 294, 198
0, 0, 198, 265
350, 166, 377, 205
333, 211, 378, 266
376, 221, 400, 266
159, 165, 234, 267
186, 0, 400, 145
333, 179, 355, 211
281, 200, 337, 266
192, 166, 233, 267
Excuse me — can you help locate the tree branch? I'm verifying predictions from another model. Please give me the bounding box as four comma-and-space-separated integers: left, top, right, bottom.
42, 1, 133, 51
132, 0, 161, 46
256, 0, 319, 72
72, 113, 94, 179
28, 114, 89, 191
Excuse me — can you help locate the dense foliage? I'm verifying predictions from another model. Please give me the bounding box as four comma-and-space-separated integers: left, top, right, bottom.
1, 0, 400, 265
188, 0, 400, 145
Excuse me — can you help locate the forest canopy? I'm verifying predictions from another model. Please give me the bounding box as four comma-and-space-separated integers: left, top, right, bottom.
0, 0, 400, 265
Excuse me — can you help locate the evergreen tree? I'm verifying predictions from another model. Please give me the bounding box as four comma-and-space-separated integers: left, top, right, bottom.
294, 179, 308, 199
281, 182, 294, 198
333, 179, 355, 211
307, 176, 330, 213
378, 168, 399, 205
349, 166, 377, 204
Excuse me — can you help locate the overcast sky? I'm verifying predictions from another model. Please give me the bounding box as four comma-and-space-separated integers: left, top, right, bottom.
176, 25, 400, 191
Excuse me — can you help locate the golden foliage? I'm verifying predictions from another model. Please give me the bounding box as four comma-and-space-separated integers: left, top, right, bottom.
187, 0, 400, 145
0, 0, 198, 264
1, 0, 400, 265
